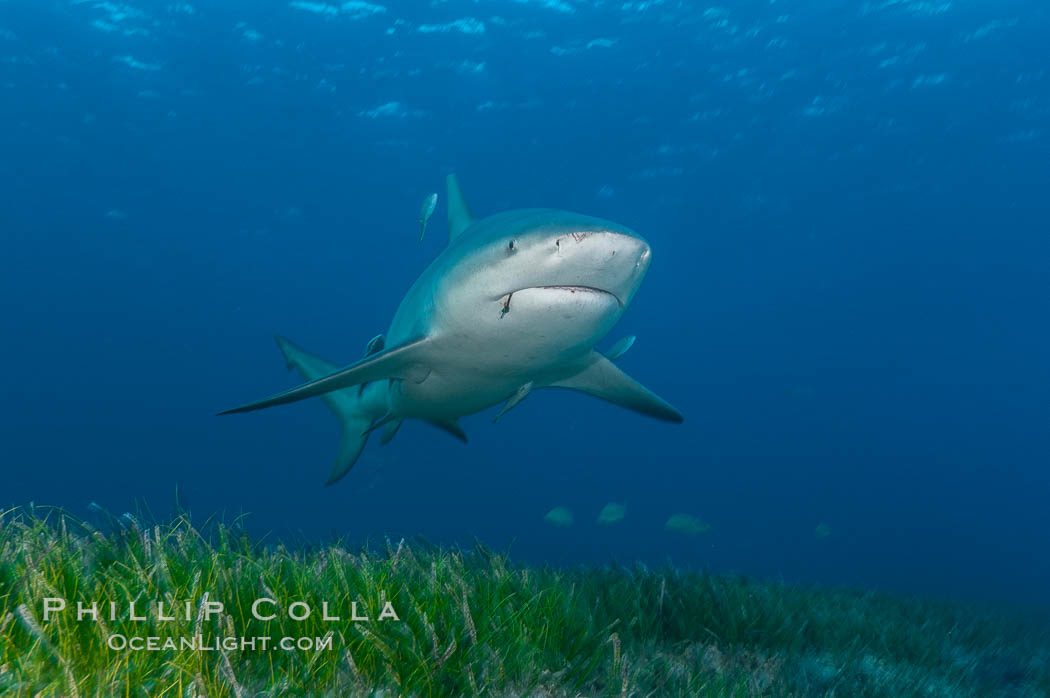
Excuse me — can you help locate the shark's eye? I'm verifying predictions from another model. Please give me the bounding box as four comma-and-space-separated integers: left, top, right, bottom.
507, 240, 516, 252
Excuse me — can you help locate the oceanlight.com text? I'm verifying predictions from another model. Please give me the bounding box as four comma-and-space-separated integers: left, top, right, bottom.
106, 634, 335, 652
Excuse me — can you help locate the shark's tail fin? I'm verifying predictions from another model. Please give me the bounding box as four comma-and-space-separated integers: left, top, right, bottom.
274, 336, 381, 486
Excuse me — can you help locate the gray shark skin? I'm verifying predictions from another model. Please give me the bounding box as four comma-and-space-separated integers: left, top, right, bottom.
221, 175, 683, 484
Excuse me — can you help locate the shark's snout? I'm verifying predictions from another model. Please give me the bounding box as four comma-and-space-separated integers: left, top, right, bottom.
638, 241, 651, 266
632, 238, 652, 271
605, 232, 652, 308
602, 230, 650, 265
602, 228, 650, 264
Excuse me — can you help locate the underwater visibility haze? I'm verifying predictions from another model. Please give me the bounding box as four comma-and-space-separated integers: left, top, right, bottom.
2, 0, 1050, 617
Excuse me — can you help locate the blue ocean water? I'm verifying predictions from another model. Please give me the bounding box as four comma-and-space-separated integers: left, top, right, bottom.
1, 0, 1047, 607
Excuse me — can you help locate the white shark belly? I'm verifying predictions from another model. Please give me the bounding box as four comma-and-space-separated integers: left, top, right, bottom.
391, 370, 511, 419
391, 349, 584, 420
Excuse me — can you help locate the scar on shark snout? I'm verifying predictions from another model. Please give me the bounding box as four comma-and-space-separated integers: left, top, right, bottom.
500, 292, 513, 319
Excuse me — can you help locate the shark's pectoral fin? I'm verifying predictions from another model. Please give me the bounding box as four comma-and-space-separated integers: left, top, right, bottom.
219, 337, 432, 415
494, 382, 533, 422
551, 353, 684, 423
425, 419, 468, 443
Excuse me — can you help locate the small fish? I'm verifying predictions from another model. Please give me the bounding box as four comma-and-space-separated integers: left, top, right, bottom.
814, 522, 832, 539
606, 335, 636, 360
664, 513, 711, 536
418, 192, 438, 241
544, 506, 574, 527
493, 381, 533, 422
596, 502, 626, 525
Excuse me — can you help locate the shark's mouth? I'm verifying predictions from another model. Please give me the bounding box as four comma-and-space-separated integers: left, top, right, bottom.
497, 285, 623, 319
518, 285, 623, 307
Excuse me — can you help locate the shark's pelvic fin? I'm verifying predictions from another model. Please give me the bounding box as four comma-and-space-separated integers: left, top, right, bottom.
551, 353, 684, 423
365, 334, 385, 356
359, 334, 387, 395
220, 337, 431, 416
379, 419, 402, 445
446, 174, 474, 241
272, 336, 379, 485
606, 335, 636, 361
494, 381, 533, 422
425, 418, 468, 443
363, 411, 398, 435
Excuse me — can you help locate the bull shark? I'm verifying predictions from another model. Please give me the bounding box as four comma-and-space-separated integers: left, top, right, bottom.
220, 175, 683, 485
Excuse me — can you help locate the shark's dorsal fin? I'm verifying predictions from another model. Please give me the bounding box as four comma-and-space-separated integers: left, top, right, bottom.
446, 174, 474, 242
220, 337, 432, 415
550, 352, 683, 423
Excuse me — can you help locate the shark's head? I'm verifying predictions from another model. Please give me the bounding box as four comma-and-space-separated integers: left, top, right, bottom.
434, 209, 652, 357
